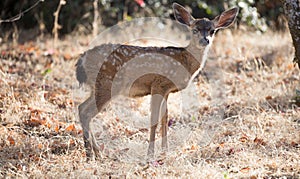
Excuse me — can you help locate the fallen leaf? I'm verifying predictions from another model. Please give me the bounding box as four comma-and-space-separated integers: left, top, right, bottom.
254, 137, 266, 145
69, 139, 75, 145
286, 63, 294, 70
7, 136, 15, 145
77, 129, 83, 134
65, 124, 76, 132
38, 143, 43, 149
125, 128, 135, 137
240, 167, 250, 173
63, 53, 72, 60
190, 144, 198, 150
239, 134, 249, 142
250, 175, 257, 179
139, 128, 148, 133
45, 122, 51, 128
54, 125, 60, 133
265, 95, 272, 100
24, 117, 46, 127
219, 142, 225, 148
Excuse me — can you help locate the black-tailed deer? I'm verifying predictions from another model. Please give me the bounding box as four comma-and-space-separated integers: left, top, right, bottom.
76, 3, 238, 160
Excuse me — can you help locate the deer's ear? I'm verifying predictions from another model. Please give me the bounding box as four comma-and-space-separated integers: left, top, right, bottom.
213, 7, 239, 29
173, 3, 195, 26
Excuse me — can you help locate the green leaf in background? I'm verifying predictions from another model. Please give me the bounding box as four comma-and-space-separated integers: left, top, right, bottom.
191, 116, 196, 121
42, 68, 52, 76
125, 15, 132, 21
223, 172, 230, 179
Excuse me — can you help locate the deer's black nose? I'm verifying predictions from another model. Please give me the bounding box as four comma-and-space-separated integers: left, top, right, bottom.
204, 37, 209, 43
199, 37, 209, 46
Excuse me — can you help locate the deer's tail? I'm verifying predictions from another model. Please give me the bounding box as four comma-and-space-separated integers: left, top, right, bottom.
76, 55, 87, 86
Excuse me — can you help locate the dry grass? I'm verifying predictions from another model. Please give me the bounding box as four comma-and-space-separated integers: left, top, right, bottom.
0, 29, 299, 178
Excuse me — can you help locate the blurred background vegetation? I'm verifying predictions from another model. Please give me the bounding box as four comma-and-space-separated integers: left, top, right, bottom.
0, 0, 286, 42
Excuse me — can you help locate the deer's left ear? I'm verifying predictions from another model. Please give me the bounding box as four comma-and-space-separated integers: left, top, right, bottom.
213, 7, 239, 29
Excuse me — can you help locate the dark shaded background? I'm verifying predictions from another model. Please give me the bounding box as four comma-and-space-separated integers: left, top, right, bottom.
0, 0, 285, 41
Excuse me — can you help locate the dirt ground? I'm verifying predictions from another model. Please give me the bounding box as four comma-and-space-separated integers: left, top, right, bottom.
0, 27, 299, 178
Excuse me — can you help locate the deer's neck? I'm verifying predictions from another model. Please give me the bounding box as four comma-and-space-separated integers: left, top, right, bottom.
186, 44, 205, 62
185, 37, 213, 85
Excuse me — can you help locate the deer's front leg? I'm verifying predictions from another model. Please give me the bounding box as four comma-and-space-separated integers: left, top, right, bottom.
160, 95, 168, 152
147, 93, 164, 158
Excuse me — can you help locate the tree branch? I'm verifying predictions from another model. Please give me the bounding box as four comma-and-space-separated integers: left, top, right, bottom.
52, 0, 66, 45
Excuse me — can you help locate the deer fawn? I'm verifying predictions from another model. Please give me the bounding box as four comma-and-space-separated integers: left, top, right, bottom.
76, 3, 238, 160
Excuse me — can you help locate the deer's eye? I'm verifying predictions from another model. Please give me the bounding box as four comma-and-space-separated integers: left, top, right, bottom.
209, 29, 215, 35
192, 29, 198, 34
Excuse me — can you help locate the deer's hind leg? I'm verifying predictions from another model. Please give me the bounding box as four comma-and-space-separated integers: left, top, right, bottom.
78, 92, 99, 159
79, 89, 111, 160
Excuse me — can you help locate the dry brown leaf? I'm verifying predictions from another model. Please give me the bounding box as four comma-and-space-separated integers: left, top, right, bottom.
190, 144, 198, 151
254, 137, 266, 145
219, 142, 225, 148
265, 95, 272, 100
125, 128, 135, 137
286, 63, 294, 70
54, 125, 60, 133
77, 129, 83, 134
45, 122, 51, 128
25, 117, 46, 127
240, 167, 250, 173
69, 139, 75, 145
239, 134, 249, 142
250, 175, 257, 179
7, 136, 15, 145
63, 53, 72, 60
38, 143, 43, 149
65, 124, 76, 132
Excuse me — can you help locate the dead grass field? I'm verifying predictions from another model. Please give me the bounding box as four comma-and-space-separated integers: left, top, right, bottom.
0, 29, 299, 178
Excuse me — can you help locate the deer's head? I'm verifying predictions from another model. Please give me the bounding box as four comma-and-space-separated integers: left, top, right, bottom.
173, 3, 238, 48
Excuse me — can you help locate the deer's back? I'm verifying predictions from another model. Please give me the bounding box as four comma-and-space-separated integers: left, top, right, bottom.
77, 44, 200, 96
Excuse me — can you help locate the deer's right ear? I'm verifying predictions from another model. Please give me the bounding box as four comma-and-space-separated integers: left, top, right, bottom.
173, 3, 194, 26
